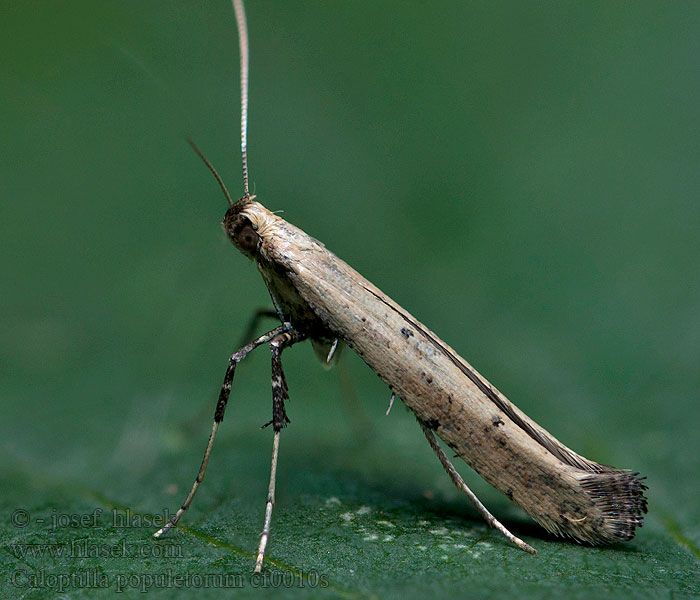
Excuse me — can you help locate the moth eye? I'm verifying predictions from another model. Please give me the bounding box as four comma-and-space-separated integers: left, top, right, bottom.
234, 225, 260, 253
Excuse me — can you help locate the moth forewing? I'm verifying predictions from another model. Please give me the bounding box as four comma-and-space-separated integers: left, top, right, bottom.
240, 200, 647, 544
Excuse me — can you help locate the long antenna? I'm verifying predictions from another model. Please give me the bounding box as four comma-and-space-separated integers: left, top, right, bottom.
232, 0, 250, 198
187, 138, 234, 206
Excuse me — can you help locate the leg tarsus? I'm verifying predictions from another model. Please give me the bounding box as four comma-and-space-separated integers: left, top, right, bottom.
153, 421, 220, 539
254, 430, 281, 573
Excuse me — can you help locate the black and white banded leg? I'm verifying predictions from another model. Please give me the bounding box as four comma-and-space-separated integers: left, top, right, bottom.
254, 328, 306, 573
153, 323, 293, 540
418, 419, 537, 555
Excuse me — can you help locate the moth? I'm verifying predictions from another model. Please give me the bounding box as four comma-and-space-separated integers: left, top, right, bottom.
154, 0, 647, 572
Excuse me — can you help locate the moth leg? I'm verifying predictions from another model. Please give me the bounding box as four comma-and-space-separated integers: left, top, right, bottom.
254, 329, 306, 573
237, 308, 280, 347
418, 420, 537, 555
153, 323, 293, 540
386, 392, 395, 416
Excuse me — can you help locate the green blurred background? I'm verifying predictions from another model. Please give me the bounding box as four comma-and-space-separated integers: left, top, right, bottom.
1, 1, 698, 598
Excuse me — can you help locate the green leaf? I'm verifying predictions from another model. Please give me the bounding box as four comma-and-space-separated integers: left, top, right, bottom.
1, 1, 699, 598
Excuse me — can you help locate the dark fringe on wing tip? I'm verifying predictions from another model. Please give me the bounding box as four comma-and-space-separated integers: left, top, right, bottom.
580, 470, 648, 542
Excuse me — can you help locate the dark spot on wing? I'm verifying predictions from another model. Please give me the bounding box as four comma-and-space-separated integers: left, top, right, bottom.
358, 283, 602, 472
425, 418, 440, 431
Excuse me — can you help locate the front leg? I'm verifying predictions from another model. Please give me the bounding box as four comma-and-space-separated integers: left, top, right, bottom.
153, 323, 293, 540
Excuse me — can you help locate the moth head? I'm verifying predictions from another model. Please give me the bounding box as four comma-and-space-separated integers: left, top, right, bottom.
222, 197, 261, 257
183, 139, 261, 257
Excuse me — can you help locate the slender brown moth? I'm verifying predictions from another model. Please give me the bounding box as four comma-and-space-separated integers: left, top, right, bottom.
154, 0, 648, 572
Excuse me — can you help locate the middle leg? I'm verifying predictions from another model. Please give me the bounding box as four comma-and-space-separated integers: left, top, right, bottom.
254, 329, 306, 573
